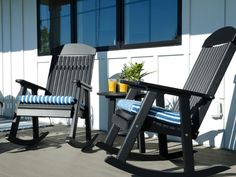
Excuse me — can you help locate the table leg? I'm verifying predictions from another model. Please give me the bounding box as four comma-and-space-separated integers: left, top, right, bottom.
137, 131, 145, 153
107, 97, 116, 131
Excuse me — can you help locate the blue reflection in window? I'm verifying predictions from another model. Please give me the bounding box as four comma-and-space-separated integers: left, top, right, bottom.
39, 0, 71, 54
77, 0, 116, 47
39, 4, 50, 54
60, 4, 71, 45
125, 0, 178, 45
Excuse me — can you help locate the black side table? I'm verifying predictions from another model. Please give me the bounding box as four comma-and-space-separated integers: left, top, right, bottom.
97, 91, 146, 153
97, 92, 127, 129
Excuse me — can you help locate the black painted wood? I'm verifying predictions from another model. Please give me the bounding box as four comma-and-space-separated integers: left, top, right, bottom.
7, 43, 98, 149
99, 26, 236, 176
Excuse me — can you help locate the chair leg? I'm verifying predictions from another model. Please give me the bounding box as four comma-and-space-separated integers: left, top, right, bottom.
85, 108, 92, 141
96, 123, 121, 154
158, 133, 168, 157
69, 113, 78, 139
9, 114, 20, 138
67, 104, 98, 150
32, 116, 39, 139
137, 131, 145, 153
104, 123, 120, 145
179, 96, 194, 173
181, 130, 194, 173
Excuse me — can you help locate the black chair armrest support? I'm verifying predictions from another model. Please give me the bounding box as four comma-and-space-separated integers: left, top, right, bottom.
16, 79, 50, 95
74, 80, 92, 92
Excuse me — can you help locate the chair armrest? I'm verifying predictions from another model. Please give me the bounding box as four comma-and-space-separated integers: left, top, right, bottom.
16, 79, 49, 93
121, 80, 214, 100
73, 80, 92, 91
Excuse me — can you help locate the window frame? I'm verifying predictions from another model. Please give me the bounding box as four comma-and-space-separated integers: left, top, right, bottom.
37, 0, 182, 56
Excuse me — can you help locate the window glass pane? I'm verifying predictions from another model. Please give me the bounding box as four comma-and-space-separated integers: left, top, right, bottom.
77, 0, 96, 46
124, 0, 178, 45
77, 0, 116, 47
39, 0, 71, 54
37, 0, 180, 54
151, 0, 178, 42
125, 0, 149, 44
39, 3, 50, 54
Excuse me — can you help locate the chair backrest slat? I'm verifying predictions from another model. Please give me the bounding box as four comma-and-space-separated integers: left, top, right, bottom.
46, 44, 96, 98
173, 26, 236, 128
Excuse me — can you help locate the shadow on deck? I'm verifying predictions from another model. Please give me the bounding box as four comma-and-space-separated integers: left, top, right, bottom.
0, 124, 235, 177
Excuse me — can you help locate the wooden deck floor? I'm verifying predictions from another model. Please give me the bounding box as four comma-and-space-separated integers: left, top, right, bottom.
0, 125, 235, 177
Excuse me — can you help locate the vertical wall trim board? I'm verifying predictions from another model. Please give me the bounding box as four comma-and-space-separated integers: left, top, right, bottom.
22, 0, 25, 79
0, 0, 3, 91
10, 13, 12, 96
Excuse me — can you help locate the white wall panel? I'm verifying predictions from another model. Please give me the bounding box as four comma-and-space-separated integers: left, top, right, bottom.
0, 0, 236, 149
158, 55, 188, 88
0, 0, 38, 118
131, 56, 158, 84
2, 0, 11, 97
11, 0, 24, 96
222, 0, 236, 150
23, 0, 38, 83
37, 62, 50, 92
1, 0, 13, 117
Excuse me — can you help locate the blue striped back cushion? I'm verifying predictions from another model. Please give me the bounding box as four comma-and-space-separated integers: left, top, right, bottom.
116, 99, 181, 125
19, 95, 77, 105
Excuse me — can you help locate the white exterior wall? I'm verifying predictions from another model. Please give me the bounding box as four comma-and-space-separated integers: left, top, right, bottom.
0, 0, 236, 149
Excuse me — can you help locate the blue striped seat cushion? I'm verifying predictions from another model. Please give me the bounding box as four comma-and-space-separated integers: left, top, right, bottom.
116, 99, 181, 125
19, 95, 77, 105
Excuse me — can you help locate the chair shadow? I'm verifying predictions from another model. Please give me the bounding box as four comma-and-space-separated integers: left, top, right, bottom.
3, 132, 65, 153
0, 141, 22, 154
132, 173, 236, 177
196, 129, 224, 147
223, 75, 236, 150
102, 133, 236, 177
130, 145, 236, 177
2, 126, 101, 153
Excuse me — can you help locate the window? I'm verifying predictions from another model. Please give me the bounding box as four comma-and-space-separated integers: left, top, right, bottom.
37, 0, 181, 55
38, 0, 71, 55
77, 0, 116, 47
124, 0, 179, 44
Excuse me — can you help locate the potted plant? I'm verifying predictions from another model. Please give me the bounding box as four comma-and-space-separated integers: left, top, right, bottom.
118, 62, 153, 92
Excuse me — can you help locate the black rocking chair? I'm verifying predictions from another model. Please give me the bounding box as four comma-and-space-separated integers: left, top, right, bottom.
7, 43, 98, 150
98, 26, 236, 177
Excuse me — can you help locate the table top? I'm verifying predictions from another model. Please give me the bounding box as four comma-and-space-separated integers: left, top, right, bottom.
97, 91, 127, 98
97, 91, 146, 98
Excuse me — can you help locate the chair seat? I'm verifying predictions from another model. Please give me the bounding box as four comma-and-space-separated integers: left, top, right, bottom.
19, 95, 77, 105
117, 99, 181, 125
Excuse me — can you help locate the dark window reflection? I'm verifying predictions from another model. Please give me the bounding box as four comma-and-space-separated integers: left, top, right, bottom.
77, 0, 116, 47
39, 0, 71, 54
38, 0, 180, 55
124, 0, 178, 45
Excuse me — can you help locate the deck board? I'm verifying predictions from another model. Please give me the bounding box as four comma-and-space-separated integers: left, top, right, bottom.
0, 125, 235, 177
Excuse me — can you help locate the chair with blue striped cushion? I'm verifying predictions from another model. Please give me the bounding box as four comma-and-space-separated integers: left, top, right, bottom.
97, 27, 236, 177
7, 43, 98, 150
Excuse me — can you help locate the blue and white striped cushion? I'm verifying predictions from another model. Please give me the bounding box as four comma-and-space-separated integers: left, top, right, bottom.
19, 95, 77, 105
116, 99, 181, 125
